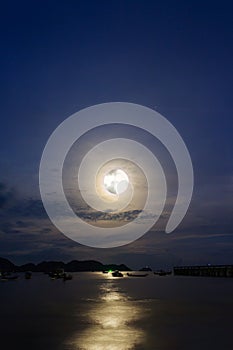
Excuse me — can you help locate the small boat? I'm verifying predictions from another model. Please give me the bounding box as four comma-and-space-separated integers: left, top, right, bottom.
1, 273, 19, 281
112, 270, 123, 277
154, 270, 172, 276
49, 268, 65, 279
63, 273, 72, 281
127, 273, 148, 277
139, 266, 152, 272
25, 272, 32, 279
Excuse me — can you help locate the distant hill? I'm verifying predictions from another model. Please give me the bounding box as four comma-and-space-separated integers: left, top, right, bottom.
0, 257, 15, 272
0, 257, 131, 272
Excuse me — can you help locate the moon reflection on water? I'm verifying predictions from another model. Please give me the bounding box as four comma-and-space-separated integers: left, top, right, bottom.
67, 276, 148, 350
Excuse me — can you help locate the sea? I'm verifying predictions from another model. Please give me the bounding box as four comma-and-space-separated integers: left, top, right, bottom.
0, 272, 232, 350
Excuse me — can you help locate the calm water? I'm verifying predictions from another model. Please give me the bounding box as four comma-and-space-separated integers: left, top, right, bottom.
0, 272, 233, 350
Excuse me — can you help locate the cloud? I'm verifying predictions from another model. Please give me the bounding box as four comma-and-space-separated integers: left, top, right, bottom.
0, 182, 15, 209
76, 209, 142, 222
0, 175, 232, 267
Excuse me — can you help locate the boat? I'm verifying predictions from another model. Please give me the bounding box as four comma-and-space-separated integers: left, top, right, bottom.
25, 272, 32, 279
154, 270, 172, 276
112, 270, 123, 277
49, 268, 65, 279
63, 273, 72, 281
0, 272, 19, 281
139, 266, 152, 272
127, 273, 148, 277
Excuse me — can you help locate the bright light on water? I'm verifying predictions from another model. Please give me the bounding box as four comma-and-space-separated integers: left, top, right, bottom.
68, 281, 145, 350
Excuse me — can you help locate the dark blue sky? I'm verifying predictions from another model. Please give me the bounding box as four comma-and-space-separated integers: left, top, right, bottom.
0, 1, 232, 266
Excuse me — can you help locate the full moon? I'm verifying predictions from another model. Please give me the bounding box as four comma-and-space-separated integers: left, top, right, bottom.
104, 169, 129, 195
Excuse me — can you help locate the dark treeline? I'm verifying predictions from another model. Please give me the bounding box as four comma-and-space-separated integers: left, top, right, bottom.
0, 257, 131, 273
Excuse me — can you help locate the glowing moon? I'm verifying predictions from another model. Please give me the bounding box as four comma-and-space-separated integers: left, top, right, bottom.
104, 169, 129, 195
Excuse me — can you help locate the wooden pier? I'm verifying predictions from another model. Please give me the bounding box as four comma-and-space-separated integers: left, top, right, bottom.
173, 265, 233, 277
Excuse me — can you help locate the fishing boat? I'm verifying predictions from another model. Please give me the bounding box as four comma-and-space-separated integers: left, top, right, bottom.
49, 268, 65, 279
154, 270, 172, 276
139, 266, 152, 272
63, 273, 72, 281
127, 273, 148, 277
0, 272, 19, 281
25, 272, 32, 279
112, 270, 123, 277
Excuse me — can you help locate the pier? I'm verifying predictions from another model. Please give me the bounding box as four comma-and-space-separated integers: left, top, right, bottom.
173, 265, 233, 277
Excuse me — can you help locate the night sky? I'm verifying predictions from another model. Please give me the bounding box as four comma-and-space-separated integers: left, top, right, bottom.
0, 1, 232, 268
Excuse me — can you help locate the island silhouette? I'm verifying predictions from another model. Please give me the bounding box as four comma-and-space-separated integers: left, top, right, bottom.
0, 256, 131, 273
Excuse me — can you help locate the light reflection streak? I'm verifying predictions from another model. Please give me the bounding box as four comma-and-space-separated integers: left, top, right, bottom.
68, 279, 146, 350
